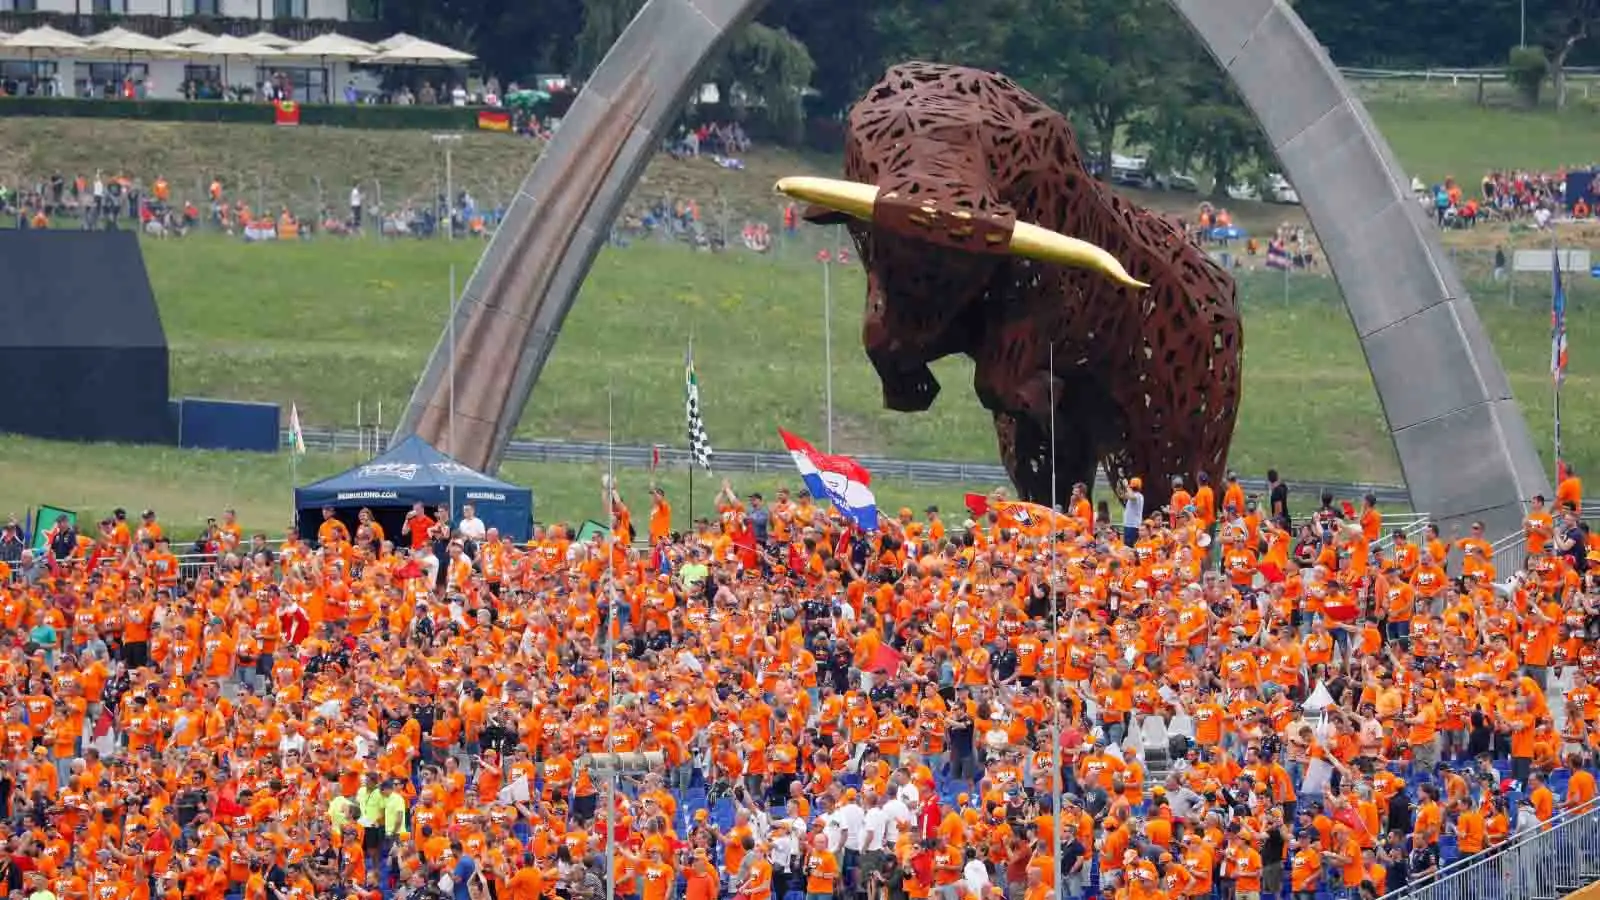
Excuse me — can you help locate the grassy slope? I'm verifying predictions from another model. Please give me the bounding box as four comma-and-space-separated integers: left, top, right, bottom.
123, 232, 1600, 484
4, 95, 1599, 527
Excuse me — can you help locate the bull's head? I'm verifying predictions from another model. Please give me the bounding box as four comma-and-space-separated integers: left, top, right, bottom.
774, 176, 1148, 289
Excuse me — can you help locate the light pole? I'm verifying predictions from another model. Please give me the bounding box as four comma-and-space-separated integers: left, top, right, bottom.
1521, 0, 1527, 47
432, 133, 462, 240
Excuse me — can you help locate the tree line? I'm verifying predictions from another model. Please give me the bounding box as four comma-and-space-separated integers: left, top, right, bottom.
368, 0, 1600, 191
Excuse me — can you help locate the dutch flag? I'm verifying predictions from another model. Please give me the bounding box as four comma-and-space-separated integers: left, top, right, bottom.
778, 428, 879, 532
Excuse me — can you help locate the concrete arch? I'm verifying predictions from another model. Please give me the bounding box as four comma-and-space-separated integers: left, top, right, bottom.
396, 0, 1549, 537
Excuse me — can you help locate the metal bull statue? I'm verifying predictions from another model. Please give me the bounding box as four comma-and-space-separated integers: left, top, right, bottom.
779, 62, 1243, 514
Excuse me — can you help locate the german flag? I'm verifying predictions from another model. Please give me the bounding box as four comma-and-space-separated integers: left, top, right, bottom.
274, 100, 300, 127
477, 109, 512, 132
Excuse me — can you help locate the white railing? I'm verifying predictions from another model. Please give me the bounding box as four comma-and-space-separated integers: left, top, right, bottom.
1376, 797, 1600, 900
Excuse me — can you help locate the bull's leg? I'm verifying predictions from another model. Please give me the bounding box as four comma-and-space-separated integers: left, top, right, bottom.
993, 409, 1097, 509
867, 350, 942, 412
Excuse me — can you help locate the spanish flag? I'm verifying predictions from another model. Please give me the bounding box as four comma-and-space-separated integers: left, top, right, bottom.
274, 100, 300, 127
477, 109, 512, 132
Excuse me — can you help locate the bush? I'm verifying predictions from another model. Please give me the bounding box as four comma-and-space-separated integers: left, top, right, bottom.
1508, 46, 1549, 107
0, 96, 486, 131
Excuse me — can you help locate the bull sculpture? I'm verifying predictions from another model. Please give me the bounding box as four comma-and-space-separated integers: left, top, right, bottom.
778, 62, 1242, 514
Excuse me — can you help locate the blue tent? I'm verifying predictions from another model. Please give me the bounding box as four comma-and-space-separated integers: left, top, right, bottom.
294, 436, 533, 544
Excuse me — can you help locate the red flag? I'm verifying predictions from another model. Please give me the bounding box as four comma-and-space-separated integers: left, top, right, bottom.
395, 559, 425, 580
274, 100, 300, 126
816, 249, 831, 263
965, 493, 989, 518
866, 643, 903, 676
651, 444, 662, 473
837, 248, 852, 264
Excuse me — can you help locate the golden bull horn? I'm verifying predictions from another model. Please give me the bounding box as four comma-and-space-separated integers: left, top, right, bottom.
774, 175, 1149, 289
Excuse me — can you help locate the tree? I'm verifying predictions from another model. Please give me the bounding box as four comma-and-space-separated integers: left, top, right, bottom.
1003, 0, 1176, 176
1536, 0, 1600, 108
1132, 46, 1271, 199
707, 24, 818, 141
575, 0, 644, 78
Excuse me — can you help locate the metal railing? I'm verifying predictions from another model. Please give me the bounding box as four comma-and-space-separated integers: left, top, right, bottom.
1377, 797, 1600, 900
292, 426, 1416, 505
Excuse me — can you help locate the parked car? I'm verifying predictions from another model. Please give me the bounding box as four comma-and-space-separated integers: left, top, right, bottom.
1265, 173, 1300, 205
1150, 171, 1200, 192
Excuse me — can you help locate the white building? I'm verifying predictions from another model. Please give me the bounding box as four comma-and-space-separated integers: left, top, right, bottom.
0, 0, 348, 19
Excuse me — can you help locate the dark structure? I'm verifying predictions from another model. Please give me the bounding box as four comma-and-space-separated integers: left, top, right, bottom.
0, 230, 172, 444
787, 63, 1242, 512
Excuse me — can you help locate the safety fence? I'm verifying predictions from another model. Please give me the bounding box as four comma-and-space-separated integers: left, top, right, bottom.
1376, 795, 1600, 900
294, 425, 1415, 505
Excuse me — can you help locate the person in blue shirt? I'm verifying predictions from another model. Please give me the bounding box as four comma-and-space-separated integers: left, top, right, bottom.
450, 842, 477, 900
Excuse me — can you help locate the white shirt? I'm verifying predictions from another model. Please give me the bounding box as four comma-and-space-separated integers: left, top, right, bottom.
896, 782, 920, 807
822, 813, 845, 854
350, 187, 362, 208
881, 797, 913, 844
962, 859, 991, 895
835, 802, 866, 851
458, 516, 487, 540
861, 807, 887, 852
1122, 490, 1145, 528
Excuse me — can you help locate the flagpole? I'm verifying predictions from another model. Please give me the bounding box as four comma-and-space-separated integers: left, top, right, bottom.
604, 382, 617, 900
1553, 240, 1566, 479
823, 231, 835, 455
1048, 342, 1063, 900
448, 264, 458, 459
687, 334, 696, 529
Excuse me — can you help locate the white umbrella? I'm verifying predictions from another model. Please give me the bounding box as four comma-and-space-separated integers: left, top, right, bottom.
364, 38, 474, 65
187, 34, 284, 57
86, 28, 183, 57
162, 26, 214, 47
242, 29, 296, 49
375, 32, 416, 51
2, 25, 89, 54
186, 34, 284, 95
282, 32, 375, 59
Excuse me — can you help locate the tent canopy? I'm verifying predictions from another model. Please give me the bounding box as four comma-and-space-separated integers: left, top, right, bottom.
295, 435, 532, 543
375, 32, 417, 51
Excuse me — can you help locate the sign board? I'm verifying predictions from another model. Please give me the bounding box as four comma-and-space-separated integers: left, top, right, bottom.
1513, 249, 1591, 274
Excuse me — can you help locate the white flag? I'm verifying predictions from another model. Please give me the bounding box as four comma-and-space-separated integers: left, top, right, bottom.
288, 403, 306, 456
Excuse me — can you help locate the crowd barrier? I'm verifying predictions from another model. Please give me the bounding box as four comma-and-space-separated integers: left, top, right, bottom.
1376, 796, 1600, 900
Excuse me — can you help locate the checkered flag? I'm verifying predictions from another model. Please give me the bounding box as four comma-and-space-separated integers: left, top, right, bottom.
685, 345, 714, 474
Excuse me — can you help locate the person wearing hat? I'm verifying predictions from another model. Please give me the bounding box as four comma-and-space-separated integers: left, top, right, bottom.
1117, 476, 1145, 547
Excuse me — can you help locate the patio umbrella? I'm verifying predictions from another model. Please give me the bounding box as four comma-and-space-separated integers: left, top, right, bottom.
374, 32, 417, 51
242, 30, 296, 49
186, 33, 284, 97
364, 38, 475, 65
284, 32, 375, 58
84, 28, 183, 92
1, 25, 89, 54
162, 26, 214, 47
281, 33, 375, 102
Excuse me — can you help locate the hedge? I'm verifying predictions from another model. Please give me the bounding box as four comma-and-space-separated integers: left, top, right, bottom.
0, 96, 485, 131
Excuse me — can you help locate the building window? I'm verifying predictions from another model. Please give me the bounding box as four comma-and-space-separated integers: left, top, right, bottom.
273, 0, 307, 17
2, 0, 40, 11
0, 60, 56, 97
185, 0, 219, 14
92, 0, 127, 11
184, 64, 222, 99
78, 62, 147, 98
